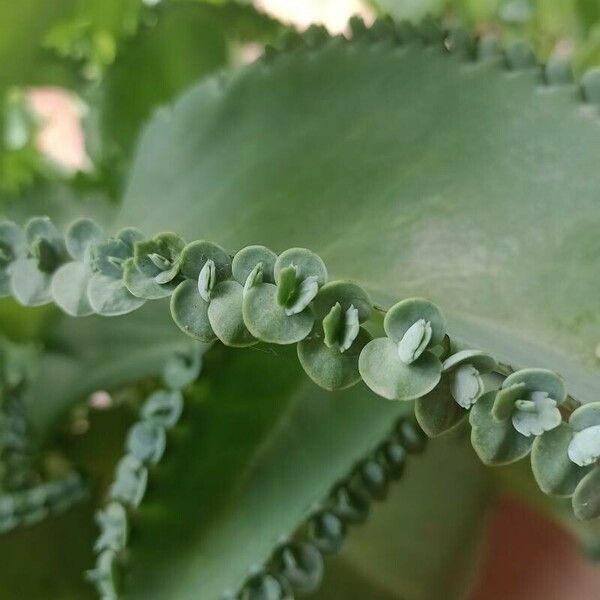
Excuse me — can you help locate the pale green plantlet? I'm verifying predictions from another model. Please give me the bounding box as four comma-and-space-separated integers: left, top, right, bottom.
126, 421, 166, 465
94, 502, 128, 553
110, 455, 148, 509
450, 364, 483, 409
322, 302, 359, 353
512, 391, 562, 437
568, 425, 600, 467
243, 262, 263, 297
397, 318, 432, 364
197, 258, 216, 302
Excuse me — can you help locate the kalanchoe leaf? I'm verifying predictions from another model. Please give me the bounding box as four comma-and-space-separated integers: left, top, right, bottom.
134, 232, 185, 278
126, 421, 166, 466
65, 218, 104, 262
384, 298, 446, 346
240, 573, 291, 600
0, 221, 24, 297
51, 261, 94, 316
232, 245, 277, 285
109, 454, 148, 508
141, 390, 184, 428
276, 264, 298, 307
10, 217, 67, 306
568, 402, 600, 432
312, 280, 372, 323
309, 511, 346, 554
284, 274, 319, 316
275, 542, 323, 595
572, 466, 600, 520
87, 273, 145, 316
124, 256, 179, 299
94, 502, 128, 553
492, 382, 528, 421
10, 258, 54, 306
86, 549, 120, 598
243, 282, 314, 345
125, 232, 185, 298
92, 228, 144, 278
148, 252, 172, 270
359, 337, 442, 401
568, 425, 600, 467
492, 369, 566, 436
470, 390, 533, 465
162, 349, 201, 390
179, 239, 231, 281
170, 279, 216, 342
397, 318, 432, 364
243, 262, 264, 297
359, 298, 444, 401
415, 377, 467, 437
274, 247, 327, 286
323, 302, 342, 348
450, 364, 484, 409
298, 327, 371, 390
322, 302, 360, 353
441, 349, 497, 374
207, 280, 257, 347
197, 258, 216, 302
511, 395, 561, 437
88, 227, 144, 316
339, 305, 359, 352
532, 423, 592, 496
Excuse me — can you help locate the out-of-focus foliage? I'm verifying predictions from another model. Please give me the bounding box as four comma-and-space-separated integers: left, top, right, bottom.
372, 0, 600, 71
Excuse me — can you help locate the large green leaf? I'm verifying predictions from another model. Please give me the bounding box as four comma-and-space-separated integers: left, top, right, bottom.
119, 33, 600, 404
113, 345, 489, 599
314, 424, 491, 600
87, 1, 284, 194
28, 300, 191, 440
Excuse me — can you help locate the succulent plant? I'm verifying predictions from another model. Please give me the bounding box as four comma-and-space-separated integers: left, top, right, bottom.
0, 2, 599, 599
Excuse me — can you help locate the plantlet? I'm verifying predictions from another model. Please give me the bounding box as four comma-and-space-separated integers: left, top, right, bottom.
0, 4, 599, 600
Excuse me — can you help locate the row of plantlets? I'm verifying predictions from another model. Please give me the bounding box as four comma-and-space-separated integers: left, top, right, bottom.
0, 216, 597, 533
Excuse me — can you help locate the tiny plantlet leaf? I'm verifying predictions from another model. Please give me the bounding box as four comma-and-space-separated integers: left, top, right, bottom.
323, 302, 343, 348
531, 423, 592, 496
340, 305, 359, 353
285, 274, 319, 316
397, 319, 432, 364
470, 391, 533, 465
450, 364, 483, 409
232, 245, 276, 285
148, 252, 172, 270
243, 262, 263, 297
511, 391, 562, 437
568, 425, 600, 467
197, 259, 216, 302
276, 264, 298, 307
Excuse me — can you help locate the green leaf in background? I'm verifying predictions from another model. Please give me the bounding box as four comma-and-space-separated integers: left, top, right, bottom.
86, 1, 284, 193
118, 35, 600, 404
103, 344, 490, 599
313, 424, 491, 600
28, 300, 191, 441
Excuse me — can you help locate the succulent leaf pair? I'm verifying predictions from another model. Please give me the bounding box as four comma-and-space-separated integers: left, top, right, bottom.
531, 402, 600, 519
298, 281, 373, 390
470, 369, 566, 465
359, 298, 446, 401
415, 349, 496, 437
4, 218, 68, 306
